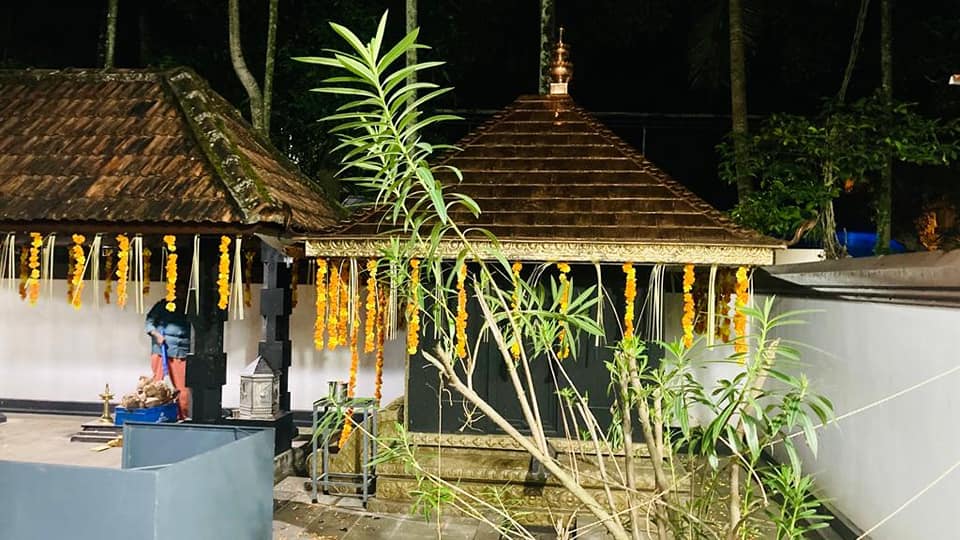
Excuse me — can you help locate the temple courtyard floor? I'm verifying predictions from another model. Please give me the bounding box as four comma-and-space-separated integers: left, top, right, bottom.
0, 413, 505, 540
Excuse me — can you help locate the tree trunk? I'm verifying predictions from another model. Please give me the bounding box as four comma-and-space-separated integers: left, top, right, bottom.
228, 0, 264, 134
837, 0, 871, 103
729, 0, 752, 201
262, 0, 278, 136
406, 0, 418, 94
104, 0, 119, 69
538, 0, 555, 94
875, 0, 894, 254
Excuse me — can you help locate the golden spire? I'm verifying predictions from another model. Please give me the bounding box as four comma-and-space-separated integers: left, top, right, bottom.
549, 27, 573, 95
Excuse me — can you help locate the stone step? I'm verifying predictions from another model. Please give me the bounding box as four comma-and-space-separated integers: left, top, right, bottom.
69, 421, 122, 443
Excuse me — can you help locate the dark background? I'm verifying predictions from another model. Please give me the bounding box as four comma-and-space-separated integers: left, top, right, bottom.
2, 0, 958, 235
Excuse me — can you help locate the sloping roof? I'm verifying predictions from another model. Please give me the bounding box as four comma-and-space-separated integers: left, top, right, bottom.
306, 94, 781, 265
0, 67, 341, 234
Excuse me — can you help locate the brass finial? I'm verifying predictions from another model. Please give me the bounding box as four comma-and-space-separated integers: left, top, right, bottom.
549, 27, 573, 95
98, 383, 114, 424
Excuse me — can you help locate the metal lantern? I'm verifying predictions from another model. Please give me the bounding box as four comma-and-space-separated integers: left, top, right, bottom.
238, 356, 279, 419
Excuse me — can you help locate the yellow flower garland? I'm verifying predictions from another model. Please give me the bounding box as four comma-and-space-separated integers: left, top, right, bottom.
734, 266, 749, 355
103, 247, 114, 304
406, 259, 421, 355
622, 262, 636, 337
338, 285, 362, 448
455, 263, 468, 359
365, 259, 377, 354
70, 234, 85, 309
115, 235, 130, 308
18, 245, 28, 301
217, 236, 231, 310
243, 251, 254, 308
682, 264, 695, 349
510, 262, 522, 359
557, 262, 571, 360
162, 235, 176, 312
142, 247, 152, 294
374, 288, 386, 403
27, 233, 41, 305
314, 259, 328, 350
67, 240, 76, 302
327, 265, 340, 350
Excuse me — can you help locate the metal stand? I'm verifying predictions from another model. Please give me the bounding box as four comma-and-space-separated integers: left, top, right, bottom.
311, 396, 378, 504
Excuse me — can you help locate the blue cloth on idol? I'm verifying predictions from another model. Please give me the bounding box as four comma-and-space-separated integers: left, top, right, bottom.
145, 300, 192, 359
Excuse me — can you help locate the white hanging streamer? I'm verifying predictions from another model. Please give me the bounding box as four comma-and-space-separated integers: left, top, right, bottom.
230, 236, 244, 321
90, 234, 102, 308
348, 257, 359, 333
132, 236, 145, 314
706, 265, 718, 346
594, 261, 604, 346
645, 263, 665, 343
0, 233, 14, 290
42, 233, 56, 299
185, 235, 200, 315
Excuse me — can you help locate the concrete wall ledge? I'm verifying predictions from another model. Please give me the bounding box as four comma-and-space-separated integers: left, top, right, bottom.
761, 251, 960, 307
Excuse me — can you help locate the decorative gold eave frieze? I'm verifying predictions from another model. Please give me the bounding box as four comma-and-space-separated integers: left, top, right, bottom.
303, 237, 777, 266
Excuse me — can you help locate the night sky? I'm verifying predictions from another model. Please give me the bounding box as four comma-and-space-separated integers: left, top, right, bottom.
2, 0, 959, 234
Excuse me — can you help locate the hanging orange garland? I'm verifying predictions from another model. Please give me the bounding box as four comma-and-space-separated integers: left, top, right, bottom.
338, 284, 362, 448
116, 234, 131, 308
682, 264, 695, 349
314, 259, 328, 350
142, 247, 152, 295
243, 250, 254, 308
103, 247, 114, 304
67, 240, 76, 302
18, 245, 28, 301
327, 265, 340, 350
455, 263, 468, 359
338, 268, 349, 347
162, 235, 176, 312
406, 259, 421, 355
734, 266, 750, 355
70, 234, 86, 309
27, 233, 41, 305
374, 288, 386, 403
510, 262, 522, 359
364, 259, 378, 354
216, 236, 231, 310
557, 262, 571, 360
622, 262, 636, 337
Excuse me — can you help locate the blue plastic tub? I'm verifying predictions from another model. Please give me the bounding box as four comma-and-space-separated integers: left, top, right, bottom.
115, 402, 178, 425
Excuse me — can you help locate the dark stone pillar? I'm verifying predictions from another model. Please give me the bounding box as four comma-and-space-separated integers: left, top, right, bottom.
258, 243, 292, 411
186, 237, 227, 423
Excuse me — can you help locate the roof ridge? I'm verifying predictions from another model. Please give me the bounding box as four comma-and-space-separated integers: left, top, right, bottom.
161, 67, 281, 226
565, 101, 782, 247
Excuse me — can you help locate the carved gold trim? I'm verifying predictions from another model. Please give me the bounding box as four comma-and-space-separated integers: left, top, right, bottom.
304, 238, 776, 266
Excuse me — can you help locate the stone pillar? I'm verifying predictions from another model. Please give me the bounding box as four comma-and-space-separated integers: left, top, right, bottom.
186, 237, 227, 423
257, 243, 292, 411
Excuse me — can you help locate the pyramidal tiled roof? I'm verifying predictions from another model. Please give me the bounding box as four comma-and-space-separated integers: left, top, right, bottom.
307, 94, 782, 265
0, 68, 342, 234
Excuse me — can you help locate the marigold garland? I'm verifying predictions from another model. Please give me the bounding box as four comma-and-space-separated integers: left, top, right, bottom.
622, 262, 636, 337
314, 259, 328, 350
338, 284, 362, 448
338, 268, 349, 347
67, 240, 76, 302
365, 259, 378, 353
510, 262, 522, 359
162, 235, 176, 312
243, 251, 254, 308
216, 236, 231, 310
455, 263, 468, 359
682, 264, 695, 349
557, 262, 571, 360
18, 245, 28, 301
374, 288, 387, 403
406, 259, 421, 355
103, 247, 114, 304
142, 247, 152, 294
734, 266, 750, 355
27, 233, 41, 305
70, 234, 86, 309
115, 235, 131, 308
327, 265, 340, 350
